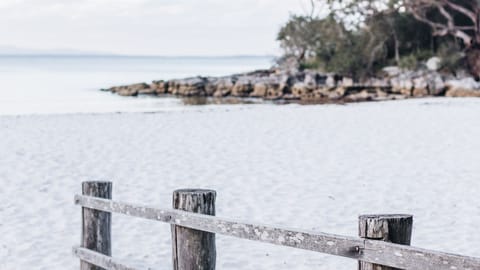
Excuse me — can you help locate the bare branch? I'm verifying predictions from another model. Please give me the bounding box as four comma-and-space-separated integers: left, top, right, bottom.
310, 0, 316, 18
404, 0, 477, 47
443, 0, 477, 24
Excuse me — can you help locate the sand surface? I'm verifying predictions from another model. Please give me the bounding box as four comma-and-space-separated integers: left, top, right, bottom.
1, 98, 479, 269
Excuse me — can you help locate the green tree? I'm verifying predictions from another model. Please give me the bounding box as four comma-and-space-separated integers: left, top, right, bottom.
277, 15, 325, 62
318, 0, 480, 78
403, 0, 480, 79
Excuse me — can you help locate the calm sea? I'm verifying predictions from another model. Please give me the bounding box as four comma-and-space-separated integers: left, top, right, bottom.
0, 55, 274, 115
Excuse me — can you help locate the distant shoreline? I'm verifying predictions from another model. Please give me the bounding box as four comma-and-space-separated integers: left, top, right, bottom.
0, 54, 276, 59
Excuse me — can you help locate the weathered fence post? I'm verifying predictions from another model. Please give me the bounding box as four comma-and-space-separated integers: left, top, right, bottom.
81, 181, 112, 270
171, 189, 216, 270
358, 214, 413, 270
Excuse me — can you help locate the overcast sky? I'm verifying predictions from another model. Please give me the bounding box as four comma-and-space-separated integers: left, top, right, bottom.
0, 0, 311, 56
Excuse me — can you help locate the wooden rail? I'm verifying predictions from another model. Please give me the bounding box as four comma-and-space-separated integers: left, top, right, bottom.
73, 247, 152, 270
73, 181, 480, 270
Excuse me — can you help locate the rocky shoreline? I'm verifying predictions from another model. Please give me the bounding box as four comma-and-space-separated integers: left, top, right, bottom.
102, 68, 480, 103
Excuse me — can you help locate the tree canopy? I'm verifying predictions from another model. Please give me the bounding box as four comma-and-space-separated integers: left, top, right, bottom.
277, 0, 480, 79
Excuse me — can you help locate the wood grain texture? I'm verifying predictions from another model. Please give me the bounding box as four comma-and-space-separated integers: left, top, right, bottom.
74, 195, 480, 270
81, 182, 112, 270
358, 214, 413, 270
171, 189, 216, 270
73, 247, 154, 270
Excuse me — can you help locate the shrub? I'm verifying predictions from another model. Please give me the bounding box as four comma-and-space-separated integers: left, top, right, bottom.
398, 54, 418, 70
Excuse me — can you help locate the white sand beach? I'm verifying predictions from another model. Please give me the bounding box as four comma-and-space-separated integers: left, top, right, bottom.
1, 98, 479, 269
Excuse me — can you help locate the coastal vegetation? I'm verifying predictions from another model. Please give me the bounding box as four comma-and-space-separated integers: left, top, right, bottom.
277, 0, 480, 80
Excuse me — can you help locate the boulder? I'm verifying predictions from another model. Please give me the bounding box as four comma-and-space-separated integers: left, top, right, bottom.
300, 90, 327, 102
169, 77, 206, 96
413, 77, 428, 97
259, 73, 291, 99
327, 87, 346, 100
265, 83, 286, 99
110, 83, 150, 96
212, 78, 234, 97
303, 71, 319, 89
390, 74, 413, 96
376, 89, 388, 98
341, 77, 354, 87
382, 66, 402, 77
291, 82, 313, 98
445, 88, 480, 97
151, 80, 168, 94
426, 57, 441, 71
426, 73, 445, 96
445, 77, 480, 90
204, 77, 219, 96
345, 90, 375, 102
231, 77, 254, 97
250, 82, 268, 97
326, 75, 336, 87
412, 88, 429, 97
363, 77, 390, 88
138, 87, 156, 95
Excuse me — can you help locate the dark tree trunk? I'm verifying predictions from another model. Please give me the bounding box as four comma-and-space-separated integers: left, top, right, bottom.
467, 46, 480, 81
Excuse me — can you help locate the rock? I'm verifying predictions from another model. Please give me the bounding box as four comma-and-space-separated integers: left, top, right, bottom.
300, 90, 327, 103
390, 73, 413, 96
392, 71, 446, 97
445, 88, 480, 97
265, 83, 286, 99
376, 89, 388, 98
260, 73, 291, 99
413, 76, 427, 89
413, 77, 428, 97
328, 87, 346, 99
326, 75, 336, 87
341, 77, 354, 87
110, 83, 150, 96
426, 57, 441, 71
105, 67, 480, 103
250, 83, 268, 97
169, 77, 206, 96
382, 66, 402, 77
152, 80, 168, 94
413, 88, 429, 97
303, 71, 319, 89
231, 77, 253, 97
212, 78, 233, 97
138, 87, 156, 95
445, 77, 480, 90
291, 82, 312, 98
426, 73, 445, 96
363, 78, 390, 88
204, 78, 219, 96
345, 90, 375, 102
116, 88, 137, 96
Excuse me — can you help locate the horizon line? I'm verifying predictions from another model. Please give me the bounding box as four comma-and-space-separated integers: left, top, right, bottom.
0, 53, 278, 58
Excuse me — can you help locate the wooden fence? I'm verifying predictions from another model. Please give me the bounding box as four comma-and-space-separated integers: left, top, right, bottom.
73, 181, 480, 270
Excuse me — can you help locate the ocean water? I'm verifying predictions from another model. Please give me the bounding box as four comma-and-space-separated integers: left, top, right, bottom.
0, 55, 274, 115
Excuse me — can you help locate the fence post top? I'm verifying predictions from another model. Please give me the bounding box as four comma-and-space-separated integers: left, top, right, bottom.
359, 214, 413, 220
82, 181, 112, 185
173, 189, 216, 195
